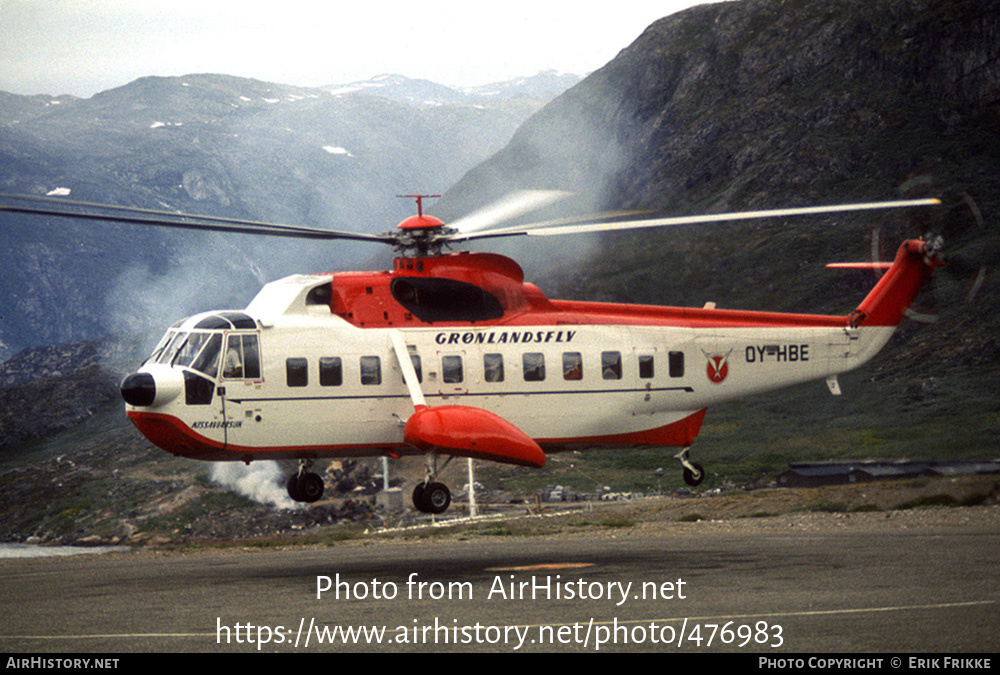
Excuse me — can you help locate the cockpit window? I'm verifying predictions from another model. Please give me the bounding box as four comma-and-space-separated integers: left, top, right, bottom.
173, 332, 212, 368
147, 331, 175, 364
219, 312, 257, 329
157, 331, 188, 365
223, 333, 261, 380
152, 331, 224, 378
194, 312, 257, 330
194, 316, 232, 330
190, 333, 222, 378
148, 325, 259, 380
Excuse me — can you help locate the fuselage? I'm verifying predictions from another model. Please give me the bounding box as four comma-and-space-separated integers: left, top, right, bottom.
123, 241, 936, 464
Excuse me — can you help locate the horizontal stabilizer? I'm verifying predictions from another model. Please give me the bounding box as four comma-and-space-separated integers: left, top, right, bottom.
826, 262, 892, 270
404, 405, 546, 467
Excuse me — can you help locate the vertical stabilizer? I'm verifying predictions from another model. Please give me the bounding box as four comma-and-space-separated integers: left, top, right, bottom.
851, 238, 943, 328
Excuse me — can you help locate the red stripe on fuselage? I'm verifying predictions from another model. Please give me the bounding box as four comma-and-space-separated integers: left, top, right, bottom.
127, 408, 708, 462
540, 301, 847, 329
127, 410, 407, 461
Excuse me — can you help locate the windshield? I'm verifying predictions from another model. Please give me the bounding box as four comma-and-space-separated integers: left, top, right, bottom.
174, 332, 209, 367
146, 330, 174, 364
156, 331, 188, 365
190, 334, 222, 377
150, 330, 223, 378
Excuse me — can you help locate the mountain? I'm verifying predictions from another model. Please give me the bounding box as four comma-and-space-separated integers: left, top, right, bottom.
442, 0, 1000, 217
322, 70, 581, 107
439, 0, 999, 326
0, 72, 577, 359
323, 73, 473, 106
462, 70, 584, 101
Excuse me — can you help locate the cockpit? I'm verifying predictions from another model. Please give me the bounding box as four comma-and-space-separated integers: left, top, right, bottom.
123, 311, 261, 408
145, 312, 258, 375
148, 329, 222, 377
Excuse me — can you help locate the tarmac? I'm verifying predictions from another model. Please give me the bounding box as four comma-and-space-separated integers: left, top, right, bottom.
1, 508, 997, 653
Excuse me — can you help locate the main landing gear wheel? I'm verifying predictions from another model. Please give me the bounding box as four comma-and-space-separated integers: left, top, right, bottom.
413, 481, 451, 514
287, 462, 325, 503
675, 447, 705, 487
413, 452, 454, 514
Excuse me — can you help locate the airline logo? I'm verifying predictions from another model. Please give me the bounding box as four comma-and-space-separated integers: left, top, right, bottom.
704, 350, 732, 384
434, 330, 577, 345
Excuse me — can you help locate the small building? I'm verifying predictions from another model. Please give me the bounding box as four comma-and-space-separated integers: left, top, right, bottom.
776, 460, 1000, 488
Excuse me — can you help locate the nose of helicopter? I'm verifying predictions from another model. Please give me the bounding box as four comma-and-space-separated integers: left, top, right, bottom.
120, 372, 157, 407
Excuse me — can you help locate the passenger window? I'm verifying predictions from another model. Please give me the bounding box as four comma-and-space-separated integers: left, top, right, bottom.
523, 353, 545, 381
286, 358, 308, 387
669, 351, 685, 378
484, 353, 504, 382
223, 334, 261, 379
319, 357, 343, 386
602, 351, 622, 380
360, 356, 381, 385
442, 355, 464, 383
639, 354, 654, 379
562, 352, 583, 380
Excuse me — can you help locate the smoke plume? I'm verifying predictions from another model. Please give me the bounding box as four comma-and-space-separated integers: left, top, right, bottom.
209, 461, 302, 510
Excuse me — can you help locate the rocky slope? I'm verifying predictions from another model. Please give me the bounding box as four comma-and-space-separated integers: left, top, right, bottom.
440, 0, 999, 310
443, 0, 1000, 215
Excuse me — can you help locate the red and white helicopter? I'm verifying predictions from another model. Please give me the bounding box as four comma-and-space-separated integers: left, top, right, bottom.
1, 192, 942, 513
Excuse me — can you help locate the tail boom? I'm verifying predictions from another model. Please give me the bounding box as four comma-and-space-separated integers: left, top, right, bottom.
850, 238, 943, 328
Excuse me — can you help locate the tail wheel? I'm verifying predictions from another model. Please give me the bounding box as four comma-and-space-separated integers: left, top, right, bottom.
683, 463, 705, 487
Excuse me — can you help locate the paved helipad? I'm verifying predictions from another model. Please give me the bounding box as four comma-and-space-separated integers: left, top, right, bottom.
2, 512, 997, 653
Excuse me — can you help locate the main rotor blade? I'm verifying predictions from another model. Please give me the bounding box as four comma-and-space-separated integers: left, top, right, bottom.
455, 198, 942, 241
0, 194, 395, 244
447, 189, 572, 234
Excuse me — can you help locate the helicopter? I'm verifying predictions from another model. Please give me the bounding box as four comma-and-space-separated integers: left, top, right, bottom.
0, 191, 942, 513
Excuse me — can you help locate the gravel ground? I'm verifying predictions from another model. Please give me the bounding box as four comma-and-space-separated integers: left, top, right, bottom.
354, 473, 1000, 544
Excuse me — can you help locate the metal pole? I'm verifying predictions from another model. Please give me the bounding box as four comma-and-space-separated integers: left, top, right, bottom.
467, 458, 477, 517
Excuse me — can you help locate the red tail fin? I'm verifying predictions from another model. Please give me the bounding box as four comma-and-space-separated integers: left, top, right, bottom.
850, 238, 943, 327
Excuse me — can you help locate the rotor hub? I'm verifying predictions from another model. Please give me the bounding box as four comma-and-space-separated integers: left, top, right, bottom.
396, 214, 446, 231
